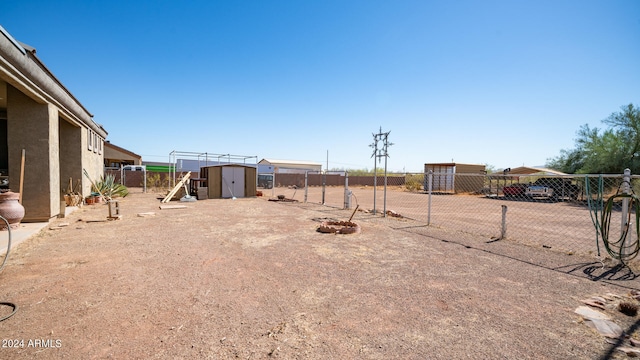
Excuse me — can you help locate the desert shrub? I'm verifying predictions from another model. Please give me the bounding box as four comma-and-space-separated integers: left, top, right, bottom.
146, 172, 172, 192
92, 174, 129, 199
405, 174, 423, 192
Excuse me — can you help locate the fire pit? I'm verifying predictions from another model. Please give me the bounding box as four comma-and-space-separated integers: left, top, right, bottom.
318, 220, 361, 234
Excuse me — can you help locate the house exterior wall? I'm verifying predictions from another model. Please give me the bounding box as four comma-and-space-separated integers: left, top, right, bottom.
7, 86, 61, 221
1, 25, 107, 221
82, 127, 104, 196
59, 118, 82, 196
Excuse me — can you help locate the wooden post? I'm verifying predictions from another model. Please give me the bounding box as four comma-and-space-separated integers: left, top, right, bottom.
501, 205, 508, 239
19, 149, 25, 204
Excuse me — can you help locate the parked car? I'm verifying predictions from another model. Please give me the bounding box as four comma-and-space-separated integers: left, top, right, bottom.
502, 183, 528, 197
525, 178, 580, 200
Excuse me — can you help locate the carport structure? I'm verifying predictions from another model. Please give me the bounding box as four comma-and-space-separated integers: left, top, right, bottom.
505, 166, 568, 176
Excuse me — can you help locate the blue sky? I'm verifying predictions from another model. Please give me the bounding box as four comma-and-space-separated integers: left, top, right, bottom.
2, 1, 639, 172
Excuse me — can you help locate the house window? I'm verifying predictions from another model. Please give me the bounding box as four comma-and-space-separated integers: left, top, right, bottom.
98, 138, 103, 155
87, 129, 92, 151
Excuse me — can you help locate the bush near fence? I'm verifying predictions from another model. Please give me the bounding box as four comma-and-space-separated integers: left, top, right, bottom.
105, 169, 172, 191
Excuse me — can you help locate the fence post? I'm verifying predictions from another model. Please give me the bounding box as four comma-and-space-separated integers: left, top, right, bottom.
322, 171, 326, 205
304, 171, 308, 203
501, 205, 508, 239
344, 171, 351, 209
273, 172, 277, 198
427, 170, 433, 226
621, 168, 631, 259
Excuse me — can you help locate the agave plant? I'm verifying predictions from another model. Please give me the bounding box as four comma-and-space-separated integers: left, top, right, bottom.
92, 174, 129, 200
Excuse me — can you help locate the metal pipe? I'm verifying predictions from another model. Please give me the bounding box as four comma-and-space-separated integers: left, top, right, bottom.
373, 157, 377, 214
383, 149, 388, 217
621, 168, 631, 260
344, 171, 350, 209
427, 170, 433, 225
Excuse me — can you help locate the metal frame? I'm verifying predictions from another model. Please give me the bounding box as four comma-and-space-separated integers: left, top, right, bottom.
168, 150, 258, 187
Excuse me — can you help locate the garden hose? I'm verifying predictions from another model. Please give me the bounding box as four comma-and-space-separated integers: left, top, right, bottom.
0, 215, 18, 321
586, 176, 640, 265
586, 175, 605, 257
600, 192, 640, 263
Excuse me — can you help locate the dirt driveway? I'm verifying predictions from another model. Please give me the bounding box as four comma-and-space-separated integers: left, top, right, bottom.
0, 191, 638, 359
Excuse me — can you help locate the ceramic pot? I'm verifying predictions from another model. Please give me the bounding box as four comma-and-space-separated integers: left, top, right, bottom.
0, 191, 25, 230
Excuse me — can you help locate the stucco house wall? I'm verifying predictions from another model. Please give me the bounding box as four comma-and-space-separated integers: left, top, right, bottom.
0, 26, 107, 221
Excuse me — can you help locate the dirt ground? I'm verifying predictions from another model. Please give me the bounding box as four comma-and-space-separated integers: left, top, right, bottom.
0, 190, 639, 359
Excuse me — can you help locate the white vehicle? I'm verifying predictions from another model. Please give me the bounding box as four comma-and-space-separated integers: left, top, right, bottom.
524, 177, 580, 200
525, 185, 554, 198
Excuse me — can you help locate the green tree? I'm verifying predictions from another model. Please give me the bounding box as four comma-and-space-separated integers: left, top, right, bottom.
546, 103, 640, 174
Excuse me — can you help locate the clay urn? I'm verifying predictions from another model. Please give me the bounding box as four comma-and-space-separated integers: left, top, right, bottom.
0, 191, 25, 230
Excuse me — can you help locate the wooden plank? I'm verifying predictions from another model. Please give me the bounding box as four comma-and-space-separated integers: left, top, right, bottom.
19, 149, 25, 203
159, 204, 187, 210
161, 172, 191, 203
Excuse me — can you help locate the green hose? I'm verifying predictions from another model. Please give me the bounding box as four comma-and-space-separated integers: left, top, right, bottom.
600, 192, 640, 263
587, 176, 640, 265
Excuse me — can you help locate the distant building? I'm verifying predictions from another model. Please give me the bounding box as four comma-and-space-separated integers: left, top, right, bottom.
258, 159, 322, 174
104, 141, 142, 168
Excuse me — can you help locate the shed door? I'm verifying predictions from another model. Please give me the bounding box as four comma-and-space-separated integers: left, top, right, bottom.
222, 167, 245, 198
429, 165, 455, 192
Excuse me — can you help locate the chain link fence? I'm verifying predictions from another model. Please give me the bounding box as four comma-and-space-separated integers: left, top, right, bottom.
348, 171, 639, 270
270, 170, 640, 271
